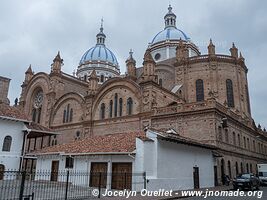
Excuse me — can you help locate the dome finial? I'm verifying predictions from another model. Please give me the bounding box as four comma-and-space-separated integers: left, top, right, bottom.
164, 4, 176, 29
96, 18, 106, 45
100, 17, 104, 32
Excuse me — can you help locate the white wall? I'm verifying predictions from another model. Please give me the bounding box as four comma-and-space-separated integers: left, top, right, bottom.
0, 119, 25, 172
144, 130, 214, 191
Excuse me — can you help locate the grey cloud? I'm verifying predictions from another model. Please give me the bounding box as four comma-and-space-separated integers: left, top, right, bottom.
0, 0, 266, 126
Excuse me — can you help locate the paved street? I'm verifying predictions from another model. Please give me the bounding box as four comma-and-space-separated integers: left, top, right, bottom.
183, 186, 267, 200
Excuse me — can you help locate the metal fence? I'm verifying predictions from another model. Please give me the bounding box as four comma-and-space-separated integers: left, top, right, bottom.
0, 170, 146, 200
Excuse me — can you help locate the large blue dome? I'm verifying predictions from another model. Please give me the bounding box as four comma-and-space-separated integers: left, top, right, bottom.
79, 44, 119, 68
151, 27, 190, 44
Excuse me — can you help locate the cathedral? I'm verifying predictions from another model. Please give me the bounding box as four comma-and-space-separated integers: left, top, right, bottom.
18, 5, 267, 185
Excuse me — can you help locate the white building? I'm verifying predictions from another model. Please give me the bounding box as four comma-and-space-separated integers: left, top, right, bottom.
31, 128, 216, 191
0, 101, 58, 179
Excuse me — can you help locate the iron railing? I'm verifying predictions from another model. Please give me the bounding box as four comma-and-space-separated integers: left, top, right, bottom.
0, 170, 146, 200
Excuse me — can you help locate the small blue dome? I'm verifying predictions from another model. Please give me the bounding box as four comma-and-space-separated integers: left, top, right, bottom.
79, 44, 119, 68
151, 27, 190, 44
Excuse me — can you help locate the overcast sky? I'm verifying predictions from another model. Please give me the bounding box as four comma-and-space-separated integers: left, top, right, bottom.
0, 0, 267, 127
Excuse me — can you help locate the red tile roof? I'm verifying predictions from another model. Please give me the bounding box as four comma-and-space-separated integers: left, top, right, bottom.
34, 132, 147, 155
0, 103, 29, 121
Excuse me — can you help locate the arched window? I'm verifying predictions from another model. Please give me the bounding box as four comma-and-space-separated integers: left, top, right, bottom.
70, 108, 73, 122
246, 163, 249, 173
100, 75, 104, 82
2, 136, 12, 152
119, 98, 123, 117
225, 129, 229, 143
238, 134, 241, 146
233, 132, 236, 145
84, 74, 87, 81
228, 161, 232, 178
114, 93, 118, 117
159, 79, 163, 87
250, 163, 252, 173
196, 79, 204, 102
235, 162, 239, 176
63, 110, 66, 123
109, 100, 113, 118
100, 103, 105, 119
241, 162, 243, 174
127, 97, 133, 115
218, 127, 222, 141
63, 104, 73, 123
226, 79, 234, 107
32, 90, 43, 124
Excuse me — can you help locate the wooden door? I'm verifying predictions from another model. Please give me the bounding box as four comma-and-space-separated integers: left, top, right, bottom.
112, 163, 132, 190
50, 161, 59, 182
193, 167, 200, 189
0, 164, 5, 180
90, 163, 107, 188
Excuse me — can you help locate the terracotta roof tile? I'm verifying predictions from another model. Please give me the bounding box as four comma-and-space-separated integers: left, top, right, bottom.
0, 103, 29, 121
35, 132, 146, 155
26, 122, 54, 132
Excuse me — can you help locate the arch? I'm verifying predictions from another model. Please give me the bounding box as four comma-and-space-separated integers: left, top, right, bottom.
52, 92, 85, 125
92, 78, 142, 119
196, 79, 204, 102
0, 164, 5, 180
226, 79, 234, 107
2, 136, 12, 152
24, 73, 50, 119
127, 97, 133, 115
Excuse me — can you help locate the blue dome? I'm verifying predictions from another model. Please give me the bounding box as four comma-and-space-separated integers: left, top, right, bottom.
151, 27, 190, 44
79, 44, 119, 68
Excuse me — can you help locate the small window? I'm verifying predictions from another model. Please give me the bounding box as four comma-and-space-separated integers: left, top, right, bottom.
2, 136, 12, 152
159, 79, 163, 87
154, 53, 161, 61
196, 79, 204, 102
100, 75, 104, 82
84, 74, 87, 81
65, 156, 74, 169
